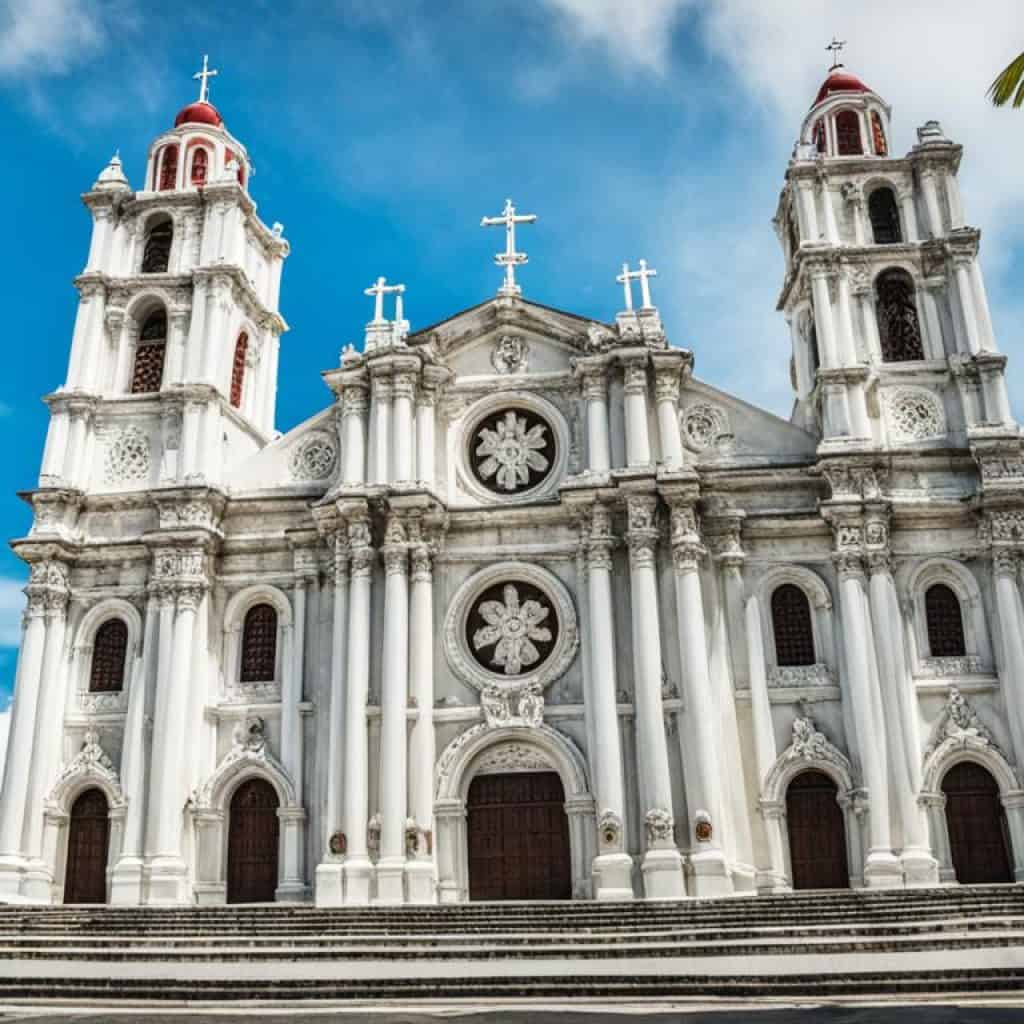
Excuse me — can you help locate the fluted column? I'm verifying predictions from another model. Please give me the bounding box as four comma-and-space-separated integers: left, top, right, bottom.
969, 259, 997, 352
342, 508, 374, 903
341, 380, 369, 486
184, 277, 210, 381
833, 541, 900, 886
668, 502, 730, 895
795, 180, 819, 242
201, 275, 231, 384
992, 549, 1024, 766
624, 493, 685, 898
166, 309, 189, 387
372, 373, 392, 485
407, 541, 437, 903
919, 166, 944, 239
898, 189, 919, 243
622, 358, 652, 469
315, 538, 349, 906
582, 503, 633, 899
377, 514, 410, 904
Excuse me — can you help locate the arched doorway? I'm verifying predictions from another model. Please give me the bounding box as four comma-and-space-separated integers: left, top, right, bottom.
227, 778, 280, 903
467, 771, 571, 901
786, 769, 849, 890
942, 761, 1013, 884
64, 788, 110, 904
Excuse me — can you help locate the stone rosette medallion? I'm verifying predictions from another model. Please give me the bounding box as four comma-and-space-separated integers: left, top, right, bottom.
470, 407, 555, 495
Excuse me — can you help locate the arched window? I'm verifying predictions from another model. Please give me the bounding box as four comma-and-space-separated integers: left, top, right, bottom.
868, 188, 902, 244
230, 332, 248, 409
871, 111, 888, 156
141, 218, 172, 274
130, 310, 167, 394
812, 119, 826, 154
925, 583, 967, 658
835, 110, 863, 156
158, 144, 179, 191
771, 584, 816, 666
190, 148, 209, 186
240, 603, 277, 682
875, 269, 925, 362
89, 619, 128, 693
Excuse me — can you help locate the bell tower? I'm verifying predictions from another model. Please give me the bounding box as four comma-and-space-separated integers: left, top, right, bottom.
775, 58, 1013, 453
38, 57, 289, 496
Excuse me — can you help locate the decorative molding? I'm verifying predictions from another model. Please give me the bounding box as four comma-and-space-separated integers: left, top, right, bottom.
885, 386, 946, 443
491, 334, 529, 374
917, 656, 985, 679
103, 425, 150, 485
767, 663, 834, 688
480, 680, 544, 728
288, 430, 337, 482
50, 728, 124, 808
680, 402, 732, 454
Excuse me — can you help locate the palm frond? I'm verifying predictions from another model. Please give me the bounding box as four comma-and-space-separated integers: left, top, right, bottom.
989, 51, 1024, 107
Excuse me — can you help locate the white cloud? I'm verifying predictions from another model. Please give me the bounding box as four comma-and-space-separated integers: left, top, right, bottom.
0, 578, 25, 648
0, 0, 109, 76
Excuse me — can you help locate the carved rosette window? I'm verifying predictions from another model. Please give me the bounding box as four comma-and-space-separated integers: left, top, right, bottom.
130, 310, 167, 394
868, 188, 902, 245
835, 110, 863, 156
240, 603, 277, 683
466, 581, 557, 677
925, 584, 967, 658
158, 144, 179, 191
771, 584, 816, 667
470, 408, 554, 495
876, 270, 924, 362
141, 219, 173, 274
190, 148, 209, 185
230, 332, 248, 409
89, 619, 128, 693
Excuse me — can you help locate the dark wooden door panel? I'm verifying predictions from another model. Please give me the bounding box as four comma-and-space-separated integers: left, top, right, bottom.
468, 771, 571, 901
943, 762, 1013, 884
64, 788, 109, 904
786, 769, 849, 890
227, 778, 280, 904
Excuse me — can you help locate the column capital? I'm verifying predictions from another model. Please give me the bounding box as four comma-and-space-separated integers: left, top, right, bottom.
624, 493, 660, 569
620, 356, 649, 395
392, 371, 417, 401
993, 548, 1020, 578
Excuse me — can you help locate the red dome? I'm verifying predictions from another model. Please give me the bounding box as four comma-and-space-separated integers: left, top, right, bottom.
815, 69, 870, 105
174, 101, 223, 128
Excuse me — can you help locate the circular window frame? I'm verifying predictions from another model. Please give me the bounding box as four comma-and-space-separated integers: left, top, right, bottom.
456, 391, 568, 505
444, 561, 579, 693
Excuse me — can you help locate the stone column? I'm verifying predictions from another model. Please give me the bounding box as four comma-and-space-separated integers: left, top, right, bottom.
315, 537, 349, 906
992, 550, 1024, 766
810, 269, 840, 368
623, 493, 685, 898
377, 514, 410, 904
201, 275, 231, 385
371, 372, 393, 486
969, 260, 997, 353
820, 179, 840, 244
284, 557, 310, 809
795, 180, 820, 243
833, 542, 901, 886
64, 402, 94, 490
622, 357, 652, 469
582, 502, 634, 899
977, 354, 1013, 428
184, 277, 210, 382
579, 365, 612, 474
166, 309, 190, 387
919, 167, 944, 239
416, 383, 437, 488
953, 257, 983, 355
341, 381, 369, 486
668, 501, 730, 895
865, 548, 937, 884
39, 405, 70, 486
392, 371, 416, 486
407, 541, 437, 903
342, 508, 374, 903
652, 358, 685, 472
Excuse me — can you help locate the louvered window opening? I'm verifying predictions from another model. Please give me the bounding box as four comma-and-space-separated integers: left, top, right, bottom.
876, 270, 925, 362
89, 619, 128, 693
240, 603, 277, 682
925, 583, 967, 658
141, 221, 172, 274
835, 110, 863, 156
131, 312, 167, 394
158, 145, 179, 191
230, 333, 248, 409
868, 188, 902, 244
191, 148, 208, 185
771, 584, 816, 666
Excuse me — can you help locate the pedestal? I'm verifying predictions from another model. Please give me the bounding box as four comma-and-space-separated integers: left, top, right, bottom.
374, 856, 406, 904
314, 861, 345, 907
592, 852, 634, 900
406, 859, 437, 904
146, 855, 189, 904
343, 856, 373, 905
641, 848, 685, 900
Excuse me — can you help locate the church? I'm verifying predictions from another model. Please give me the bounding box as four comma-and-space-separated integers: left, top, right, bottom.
1, 54, 1022, 909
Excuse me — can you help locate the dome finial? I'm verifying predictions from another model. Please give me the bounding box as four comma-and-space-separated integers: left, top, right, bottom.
825, 37, 846, 72
192, 54, 219, 104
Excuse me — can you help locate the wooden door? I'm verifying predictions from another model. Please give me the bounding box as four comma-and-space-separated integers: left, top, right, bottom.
468, 771, 571, 901
64, 788, 109, 904
786, 769, 849, 890
227, 778, 280, 903
943, 761, 1013, 884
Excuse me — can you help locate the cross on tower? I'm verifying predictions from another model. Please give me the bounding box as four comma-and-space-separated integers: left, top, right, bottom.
616, 259, 658, 312
364, 276, 406, 325
481, 198, 537, 297
193, 54, 219, 104
825, 37, 846, 71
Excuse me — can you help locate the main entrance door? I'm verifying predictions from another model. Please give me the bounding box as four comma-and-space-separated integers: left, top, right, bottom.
227, 778, 280, 903
943, 761, 1013, 884
786, 769, 849, 890
467, 770, 571, 901
64, 787, 110, 904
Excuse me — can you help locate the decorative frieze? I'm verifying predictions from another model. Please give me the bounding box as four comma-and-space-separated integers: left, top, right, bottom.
767, 663, 834, 688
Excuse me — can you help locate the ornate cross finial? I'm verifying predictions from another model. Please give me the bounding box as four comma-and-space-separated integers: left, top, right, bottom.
481, 198, 537, 297
364, 276, 406, 325
825, 38, 846, 71
193, 54, 219, 104
616, 259, 658, 312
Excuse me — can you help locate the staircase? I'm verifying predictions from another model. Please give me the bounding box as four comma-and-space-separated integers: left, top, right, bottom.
0, 885, 1021, 1005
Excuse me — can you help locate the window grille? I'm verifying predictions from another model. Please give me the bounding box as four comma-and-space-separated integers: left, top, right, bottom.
240, 603, 277, 682
89, 619, 128, 692
925, 583, 967, 657
230, 333, 248, 409
876, 269, 925, 361
771, 584, 816, 666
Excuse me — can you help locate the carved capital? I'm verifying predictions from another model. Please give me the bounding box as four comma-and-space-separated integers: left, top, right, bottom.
410, 544, 433, 583
622, 359, 648, 395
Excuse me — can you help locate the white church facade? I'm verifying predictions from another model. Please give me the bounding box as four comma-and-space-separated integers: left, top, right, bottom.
2, 59, 1023, 907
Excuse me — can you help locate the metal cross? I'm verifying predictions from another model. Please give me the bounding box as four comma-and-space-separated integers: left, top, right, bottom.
481, 198, 537, 296
616, 259, 658, 311
364, 276, 405, 325
193, 54, 219, 104
825, 38, 846, 71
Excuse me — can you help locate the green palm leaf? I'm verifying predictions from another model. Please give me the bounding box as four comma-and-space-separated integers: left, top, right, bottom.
989, 51, 1024, 107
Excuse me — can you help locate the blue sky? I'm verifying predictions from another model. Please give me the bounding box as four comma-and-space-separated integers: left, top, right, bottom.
0, 0, 1023, 701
